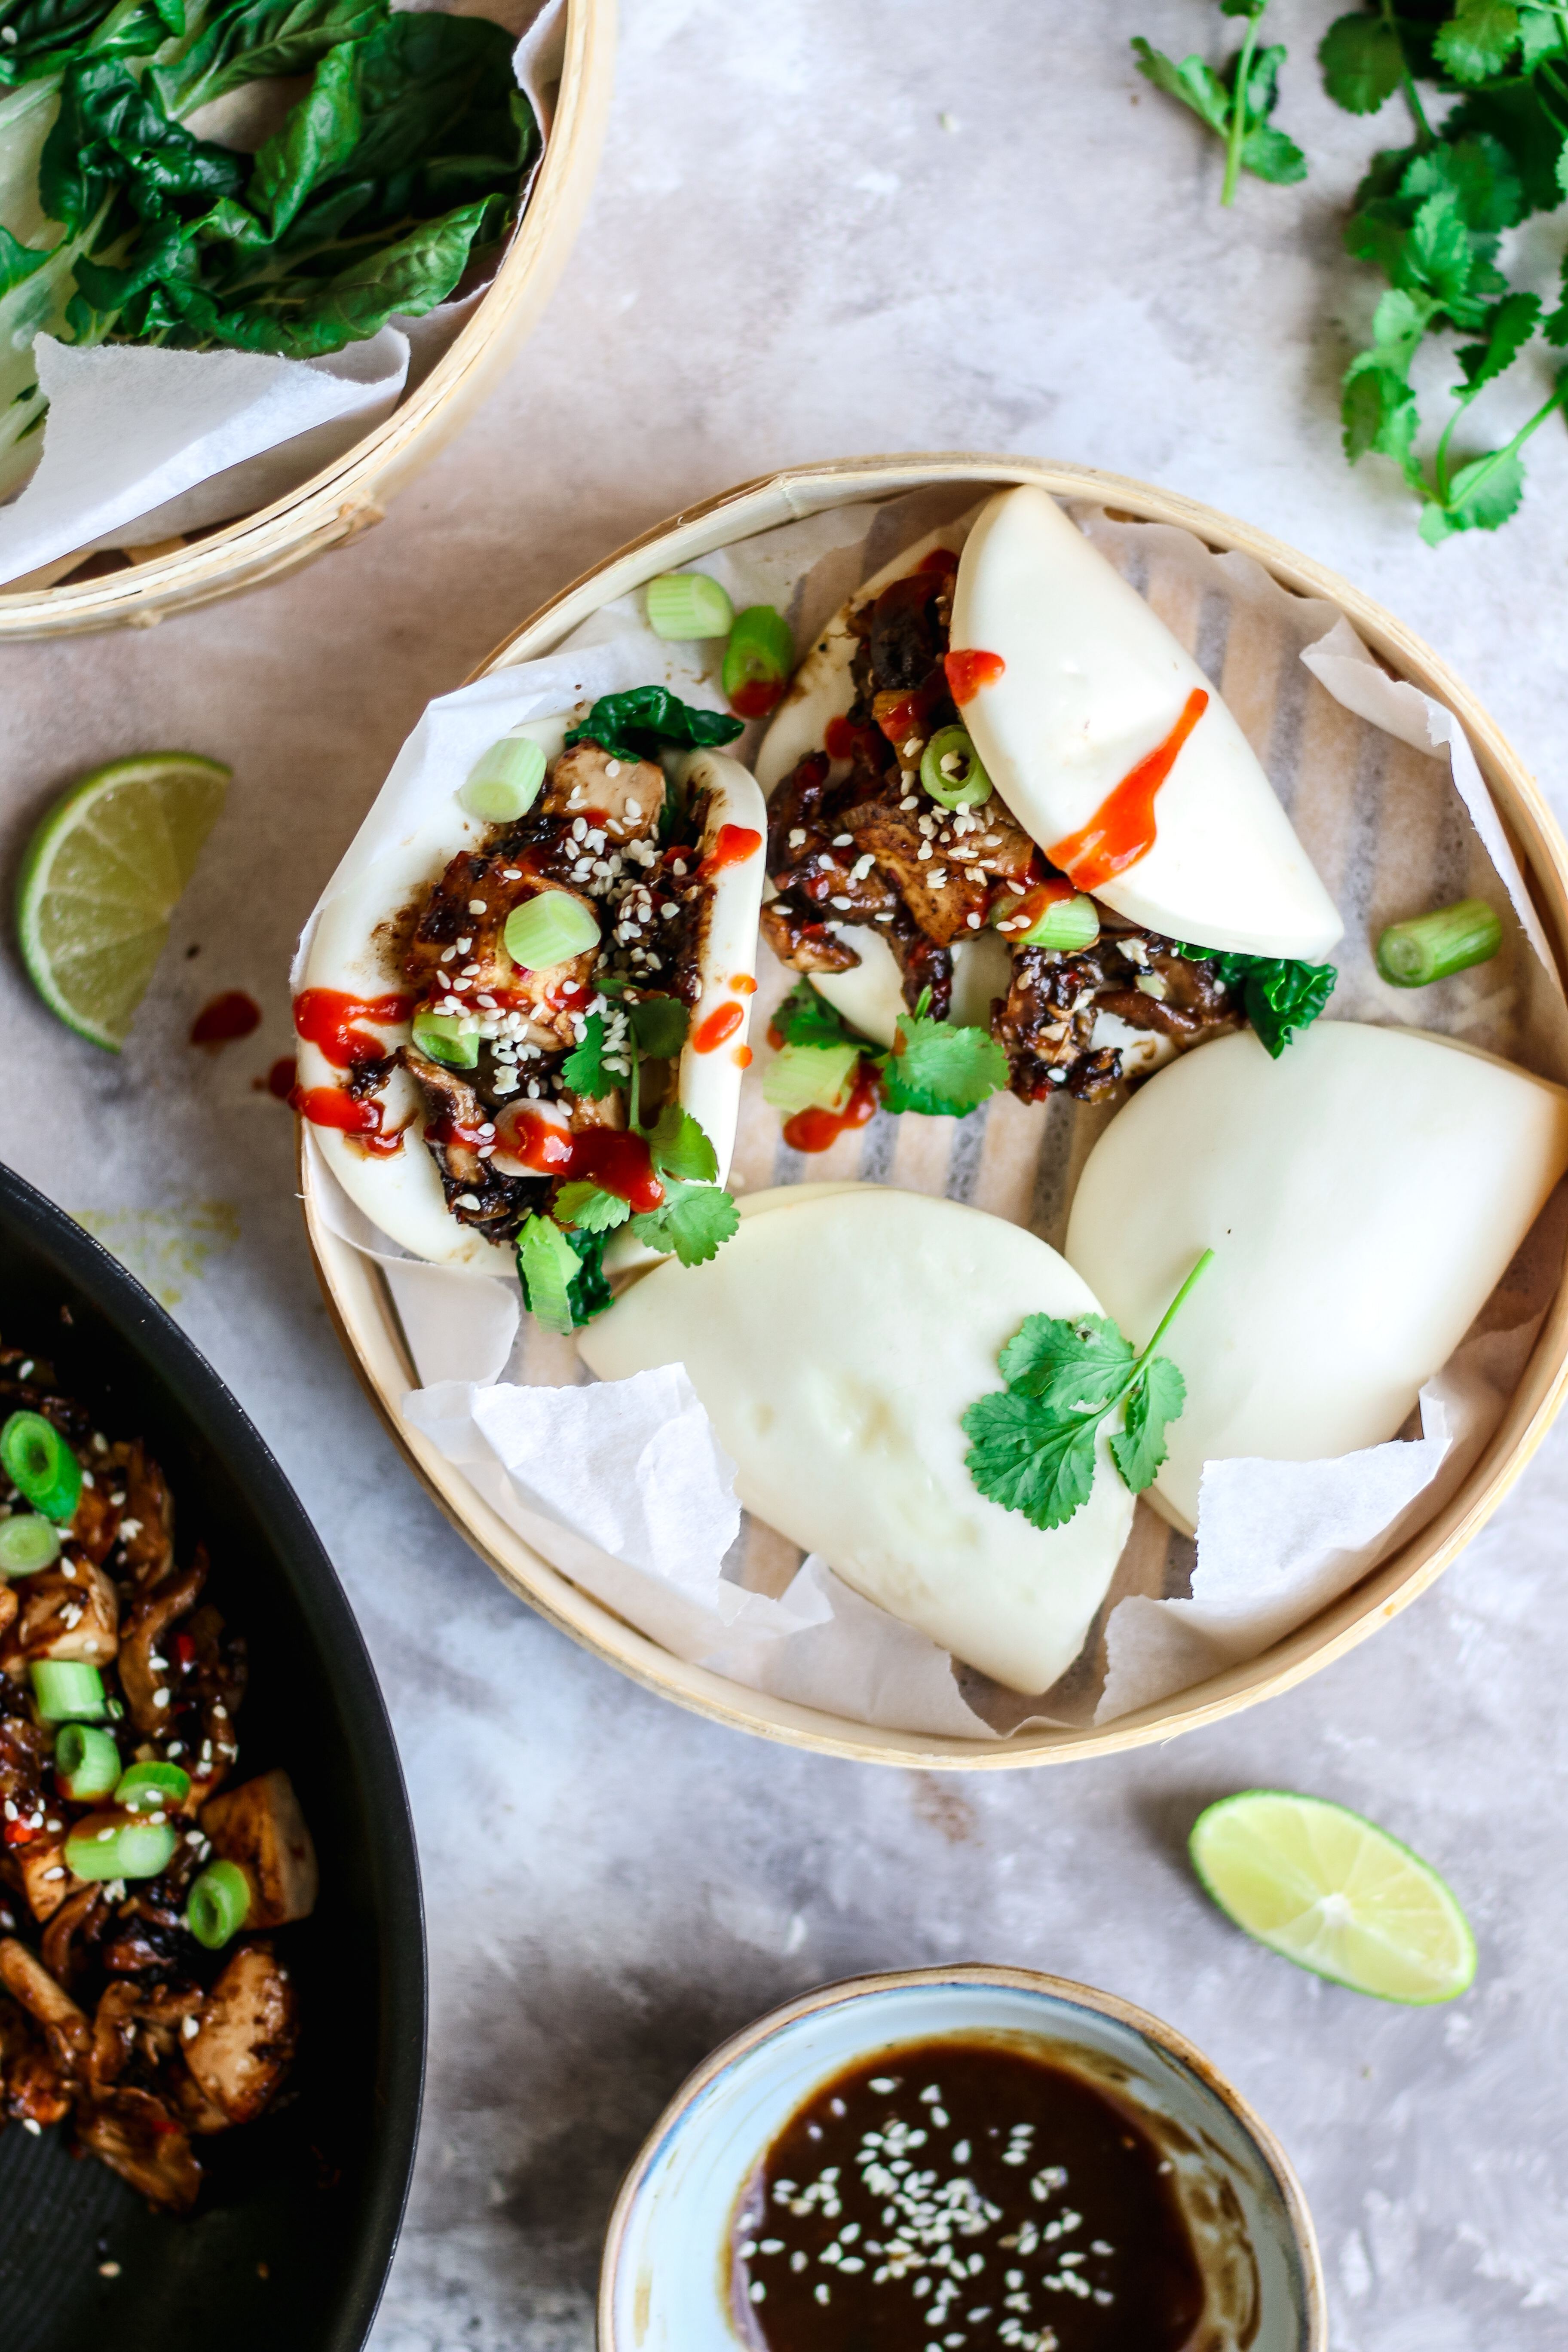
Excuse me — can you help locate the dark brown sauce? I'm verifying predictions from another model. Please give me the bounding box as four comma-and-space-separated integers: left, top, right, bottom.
732, 2038, 1206, 2352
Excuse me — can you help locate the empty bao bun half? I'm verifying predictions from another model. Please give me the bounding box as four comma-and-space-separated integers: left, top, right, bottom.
578, 1186, 1135, 1694
951, 486, 1344, 962
1065, 1022, 1568, 1534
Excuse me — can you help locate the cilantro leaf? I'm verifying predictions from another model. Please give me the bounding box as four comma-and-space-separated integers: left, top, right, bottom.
961, 1390, 1103, 1534
1435, 0, 1523, 87
1131, 39, 1232, 138
1319, 12, 1405, 113
1341, 359, 1422, 475
562, 1011, 619, 1099
772, 977, 856, 1049
554, 1182, 631, 1234
646, 1102, 718, 1183
1455, 288, 1540, 390
997, 1314, 1135, 1418
628, 994, 690, 1059
882, 1009, 1008, 1118
1179, 947, 1336, 1057
1435, 445, 1529, 533
1242, 120, 1307, 184
630, 1180, 738, 1268
962, 1252, 1211, 1531
564, 686, 743, 765
1109, 1355, 1187, 1493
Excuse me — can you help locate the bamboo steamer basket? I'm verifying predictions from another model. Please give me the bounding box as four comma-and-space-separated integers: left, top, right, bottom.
302, 453, 1568, 1769
0, 0, 614, 637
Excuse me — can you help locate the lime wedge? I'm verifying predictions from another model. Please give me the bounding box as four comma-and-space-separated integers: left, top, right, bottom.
1189, 1789, 1476, 2005
15, 752, 230, 1050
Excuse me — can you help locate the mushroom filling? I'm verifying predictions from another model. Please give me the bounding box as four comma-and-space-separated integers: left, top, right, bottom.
394, 741, 723, 1239
763, 557, 1241, 1102
0, 1347, 315, 2213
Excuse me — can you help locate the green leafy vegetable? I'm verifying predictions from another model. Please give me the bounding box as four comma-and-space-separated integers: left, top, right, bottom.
1177, 945, 1336, 1057
150, 0, 385, 118
564, 686, 745, 766
881, 999, 1009, 1118
515, 1213, 584, 1337
1132, 3, 1305, 207
963, 1252, 1212, 1531
561, 1010, 619, 1100
630, 1178, 739, 1268
628, 994, 690, 1060
553, 1182, 630, 1234
645, 1100, 718, 1182
1319, 12, 1407, 114
771, 976, 863, 1050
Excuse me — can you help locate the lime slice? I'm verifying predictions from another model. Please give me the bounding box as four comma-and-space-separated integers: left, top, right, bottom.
15, 752, 230, 1050
1190, 1789, 1476, 2005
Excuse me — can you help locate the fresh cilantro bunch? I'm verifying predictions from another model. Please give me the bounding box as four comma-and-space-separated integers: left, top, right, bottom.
962, 1251, 1213, 1532
1323, 2, 1568, 539
770, 978, 1009, 1123
1132, 3, 1305, 208
1176, 945, 1336, 1057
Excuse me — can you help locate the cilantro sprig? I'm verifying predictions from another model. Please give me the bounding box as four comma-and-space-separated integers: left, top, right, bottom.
771, 978, 1009, 1123
1132, 4, 1305, 208
1176, 946, 1336, 1058
564, 686, 744, 766
962, 1251, 1214, 1532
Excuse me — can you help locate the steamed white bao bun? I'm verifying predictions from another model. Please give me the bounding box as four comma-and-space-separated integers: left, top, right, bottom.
950, 485, 1344, 962
579, 1185, 1136, 1696
1065, 1022, 1568, 1534
296, 715, 766, 1275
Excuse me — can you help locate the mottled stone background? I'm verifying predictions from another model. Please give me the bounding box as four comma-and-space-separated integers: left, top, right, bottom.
3, 4, 1566, 2346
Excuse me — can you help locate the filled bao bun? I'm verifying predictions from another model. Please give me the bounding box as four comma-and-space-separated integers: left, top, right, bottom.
296, 719, 766, 1274
757, 524, 1013, 1050
579, 1185, 1135, 1694
951, 487, 1343, 961
1065, 1022, 1568, 1533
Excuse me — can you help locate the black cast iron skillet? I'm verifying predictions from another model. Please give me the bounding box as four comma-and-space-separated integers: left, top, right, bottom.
0, 1160, 425, 2352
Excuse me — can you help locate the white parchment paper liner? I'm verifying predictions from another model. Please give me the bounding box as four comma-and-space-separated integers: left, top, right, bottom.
300, 482, 1568, 1739
0, 0, 564, 586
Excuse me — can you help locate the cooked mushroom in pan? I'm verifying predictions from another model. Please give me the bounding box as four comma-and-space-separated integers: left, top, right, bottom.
0, 1346, 316, 2211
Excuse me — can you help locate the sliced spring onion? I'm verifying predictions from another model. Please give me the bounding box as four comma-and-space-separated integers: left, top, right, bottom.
646, 571, 735, 641
411, 1008, 481, 1068
994, 889, 1101, 954
114, 1759, 192, 1813
1, 1411, 82, 1522
762, 1040, 861, 1118
920, 726, 993, 810
1376, 898, 1502, 988
187, 1858, 251, 1950
31, 1659, 107, 1722
459, 733, 546, 824
0, 1512, 61, 1575
722, 606, 794, 719
65, 1812, 179, 1883
504, 890, 601, 972
56, 1722, 122, 1802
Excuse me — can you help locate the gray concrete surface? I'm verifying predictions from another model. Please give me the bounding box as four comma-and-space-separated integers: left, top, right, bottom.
1, 5, 1565, 2345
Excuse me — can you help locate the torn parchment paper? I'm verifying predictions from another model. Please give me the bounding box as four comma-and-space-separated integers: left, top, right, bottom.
0, 0, 564, 588
305, 479, 1568, 1740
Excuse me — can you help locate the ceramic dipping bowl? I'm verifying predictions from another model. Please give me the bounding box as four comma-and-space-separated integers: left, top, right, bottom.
599, 1964, 1325, 2352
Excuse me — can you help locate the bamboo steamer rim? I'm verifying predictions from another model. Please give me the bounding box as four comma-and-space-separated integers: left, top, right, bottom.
0, 0, 616, 638
301, 453, 1568, 1770
597, 1964, 1328, 2352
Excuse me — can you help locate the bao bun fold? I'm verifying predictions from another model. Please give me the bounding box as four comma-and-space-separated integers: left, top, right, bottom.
579, 1185, 1135, 1694
1065, 1022, 1568, 1533
951, 487, 1343, 961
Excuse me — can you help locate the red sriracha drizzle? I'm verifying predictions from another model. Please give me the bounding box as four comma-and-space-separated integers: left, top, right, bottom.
1047, 687, 1209, 893
783, 1061, 880, 1155
190, 990, 261, 1047
292, 988, 412, 1068
943, 648, 1006, 705
698, 824, 762, 879
692, 1001, 744, 1054
502, 1111, 665, 1211
824, 714, 882, 764
291, 1086, 405, 1156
